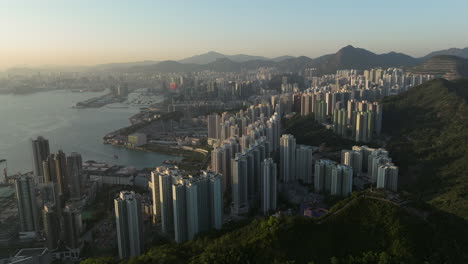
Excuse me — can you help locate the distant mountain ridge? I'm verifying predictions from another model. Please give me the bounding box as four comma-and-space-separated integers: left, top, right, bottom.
129, 45, 421, 74
178, 51, 274, 64
7, 45, 468, 74
422, 47, 468, 60
409, 55, 468, 80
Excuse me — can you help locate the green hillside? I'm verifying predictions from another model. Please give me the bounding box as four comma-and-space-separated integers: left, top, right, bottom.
81, 193, 468, 264
382, 78, 468, 219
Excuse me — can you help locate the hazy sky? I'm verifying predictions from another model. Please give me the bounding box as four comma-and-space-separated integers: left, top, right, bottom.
1, 0, 468, 69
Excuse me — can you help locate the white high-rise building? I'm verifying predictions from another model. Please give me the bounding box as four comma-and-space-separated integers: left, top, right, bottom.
114, 191, 144, 259
280, 134, 296, 182
15, 176, 40, 232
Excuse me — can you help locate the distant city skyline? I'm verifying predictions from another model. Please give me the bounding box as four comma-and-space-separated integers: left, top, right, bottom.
1, 0, 468, 69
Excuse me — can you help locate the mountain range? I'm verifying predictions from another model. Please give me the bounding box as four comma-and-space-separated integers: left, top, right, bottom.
5, 45, 468, 77
177, 51, 292, 64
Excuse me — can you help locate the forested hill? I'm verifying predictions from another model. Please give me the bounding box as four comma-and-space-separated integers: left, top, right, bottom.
81, 192, 468, 264
382, 78, 468, 219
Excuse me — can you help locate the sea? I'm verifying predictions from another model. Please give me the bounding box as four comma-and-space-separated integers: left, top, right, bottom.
0, 89, 179, 174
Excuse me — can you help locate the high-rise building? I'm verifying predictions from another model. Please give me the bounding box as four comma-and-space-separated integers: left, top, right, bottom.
15, 176, 40, 232
63, 206, 82, 249
172, 182, 187, 243
42, 204, 60, 250
206, 171, 223, 230
150, 170, 160, 223
368, 149, 391, 181
377, 164, 399, 191
207, 114, 220, 139
331, 165, 353, 196
314, 159, 336, 193
66, 153, 83, 199
280, 134, 296, 183
261, 158, 277, 215
159, 173, 174, 234
185, 177, 210, 240
32, 136, 50, 183
231, 153, 249, 215
295, 145, 314, 184
114, 191, 143, 259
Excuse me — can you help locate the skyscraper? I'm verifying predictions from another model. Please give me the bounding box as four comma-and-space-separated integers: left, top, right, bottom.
261, 158, 277, 215
314, 159, 336, 193
114, 191, 144, 259
32, 136, 50, 183
172, 182, 187, 243
331, 164, 353, 196
159, 173, 174, 234
377, 164, 399, 191
15, 176, 40, 232
42, 204, 60, 249
66, 152, 83, 199
150, 170, 160, 223
63, 206, 82, 249
280, 134, 296, 183
206, 171, 223, 230
231, 153, 249, 215
295, 145, 314, 184
207, 114, 220, 139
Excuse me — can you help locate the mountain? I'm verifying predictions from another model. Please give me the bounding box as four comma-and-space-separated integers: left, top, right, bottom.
308, 45, 419, 74
409, 55, 468, 80
382, 78, 468, 220
271, 55, 296, 62
92, 60, 159, 71
178, 51, 270, 64
422, 47, 468, 60
81, 192, 468, 264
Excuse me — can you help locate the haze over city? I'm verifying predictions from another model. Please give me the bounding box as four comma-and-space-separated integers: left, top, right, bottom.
2, 1, 468, 263
1, 0, 468, 69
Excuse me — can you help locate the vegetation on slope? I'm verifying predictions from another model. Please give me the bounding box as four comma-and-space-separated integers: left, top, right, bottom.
283, 115, 362, 151
81, 193, 468, 264
382, 78, 468, 219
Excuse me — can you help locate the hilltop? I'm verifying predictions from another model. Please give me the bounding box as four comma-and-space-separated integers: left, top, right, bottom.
422, 47, 468, 60
409, 55, 468, 80
382, 78, 468, 219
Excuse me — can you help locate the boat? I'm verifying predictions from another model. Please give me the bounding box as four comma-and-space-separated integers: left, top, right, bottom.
163, 160, 178, 165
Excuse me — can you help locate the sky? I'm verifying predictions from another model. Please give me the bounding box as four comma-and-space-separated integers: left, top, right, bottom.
1, 0, 468, 69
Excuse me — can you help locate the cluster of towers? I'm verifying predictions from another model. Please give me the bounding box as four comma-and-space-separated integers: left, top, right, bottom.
149, 168, 223, 244
341, 146, 399, 191
208, 102, 283, 216
299, 91, 383, 142
15, 136, 85, 254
